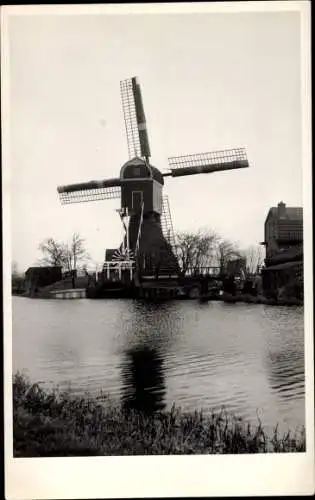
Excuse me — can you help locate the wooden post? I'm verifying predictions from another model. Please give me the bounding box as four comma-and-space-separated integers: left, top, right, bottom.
118, 263, 122, 280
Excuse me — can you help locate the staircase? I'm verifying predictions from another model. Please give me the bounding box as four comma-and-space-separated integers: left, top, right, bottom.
161, 196, 177, 255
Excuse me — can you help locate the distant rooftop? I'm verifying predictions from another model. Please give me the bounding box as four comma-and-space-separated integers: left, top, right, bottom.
268, 202, 303, 220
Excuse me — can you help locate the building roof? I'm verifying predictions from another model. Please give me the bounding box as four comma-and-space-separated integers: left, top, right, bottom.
266, 245, 303, 265
26, 266, 62, 273
149, 165, 164, 185
268, 206, 303, 220
263, 260, 303, 271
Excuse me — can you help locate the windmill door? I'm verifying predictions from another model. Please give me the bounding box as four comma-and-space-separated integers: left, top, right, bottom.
132, 191, 143, 212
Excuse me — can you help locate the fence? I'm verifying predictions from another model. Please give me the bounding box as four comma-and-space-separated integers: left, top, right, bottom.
184, 266, 222, 277
102, 261, 135, 281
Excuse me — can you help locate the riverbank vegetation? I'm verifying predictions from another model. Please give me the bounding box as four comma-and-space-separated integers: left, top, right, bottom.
221, 293, 303, 307
13, 373, 305, 457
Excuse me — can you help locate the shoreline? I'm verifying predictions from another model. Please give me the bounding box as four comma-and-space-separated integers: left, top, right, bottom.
221, 293, 303, 307
13, 373, 306, 457
12, 290, 303, 307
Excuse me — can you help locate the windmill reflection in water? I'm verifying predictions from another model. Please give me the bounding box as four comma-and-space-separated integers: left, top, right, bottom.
121, 344, 166, 415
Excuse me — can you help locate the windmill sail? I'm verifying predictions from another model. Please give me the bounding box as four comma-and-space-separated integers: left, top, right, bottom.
57, 178, 121, 204
161, 196, 177, 253
120, 77, 151, 160
165, 148, 249, 177
57, 76, 251, 280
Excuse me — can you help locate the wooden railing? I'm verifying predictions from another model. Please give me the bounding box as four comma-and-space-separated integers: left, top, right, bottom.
183, 266, 222, 277
100, 262, 224, 283
102, 260, 135, 281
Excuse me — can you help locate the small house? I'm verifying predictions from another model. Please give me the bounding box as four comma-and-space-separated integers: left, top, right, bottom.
24, 266, 62, 296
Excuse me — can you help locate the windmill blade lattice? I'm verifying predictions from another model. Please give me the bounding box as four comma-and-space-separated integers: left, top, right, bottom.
166, 147, 249, 177
120, 77, 151, 160
161, 196, 177, 252
57, 179, 121, 205
56, 76, 250, 280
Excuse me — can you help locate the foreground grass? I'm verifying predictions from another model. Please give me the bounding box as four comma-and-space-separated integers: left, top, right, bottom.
13, 372, 306, 456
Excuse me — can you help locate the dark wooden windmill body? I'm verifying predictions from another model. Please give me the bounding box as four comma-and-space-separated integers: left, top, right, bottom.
119, 156, 179, 274
58, 77, 249, 278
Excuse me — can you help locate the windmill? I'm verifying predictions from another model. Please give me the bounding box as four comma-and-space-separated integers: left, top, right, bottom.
57, 77, 249, 277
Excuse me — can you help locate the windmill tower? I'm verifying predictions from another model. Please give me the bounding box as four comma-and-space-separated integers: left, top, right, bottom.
58, 77, 249, 278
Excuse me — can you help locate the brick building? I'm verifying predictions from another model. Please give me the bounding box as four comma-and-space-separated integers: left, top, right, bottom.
261, 201, 303, 265
261, 202, 303, 301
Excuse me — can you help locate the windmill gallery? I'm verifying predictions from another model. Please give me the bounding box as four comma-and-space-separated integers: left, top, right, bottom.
54, 76, 249, 300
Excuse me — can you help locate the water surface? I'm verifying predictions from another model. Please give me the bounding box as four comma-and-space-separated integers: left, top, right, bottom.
12, 297, 305, 433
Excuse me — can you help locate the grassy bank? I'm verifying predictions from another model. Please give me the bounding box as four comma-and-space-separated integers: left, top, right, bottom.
222, 293, 303, 306
13, 373, 305, 456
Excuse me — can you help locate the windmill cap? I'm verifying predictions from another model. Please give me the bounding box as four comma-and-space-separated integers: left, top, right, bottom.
120, 157, 164, 185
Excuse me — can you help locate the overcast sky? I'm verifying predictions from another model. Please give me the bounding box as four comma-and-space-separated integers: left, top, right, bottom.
7, 8, 303, 271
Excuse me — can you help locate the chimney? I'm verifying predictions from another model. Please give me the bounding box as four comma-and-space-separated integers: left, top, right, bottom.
277, 201, 286, 218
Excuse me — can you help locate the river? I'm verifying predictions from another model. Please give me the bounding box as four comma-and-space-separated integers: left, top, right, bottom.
12, 296, 305, 434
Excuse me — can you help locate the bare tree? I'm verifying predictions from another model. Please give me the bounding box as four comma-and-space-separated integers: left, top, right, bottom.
63, 233, 89, 273
241, 245, 265, 277
11, 261, 25, 294
12, 260, 19, 278
39, 238, 66, 267
39, 233, 89, 273
175, 229, 218, 274
215, 238, 242, 273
